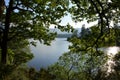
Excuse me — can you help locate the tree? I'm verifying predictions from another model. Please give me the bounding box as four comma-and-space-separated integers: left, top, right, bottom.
67, 0, 120, 79
0, 0, 71, 64
80, 26, 91, 39
48, 50, 107, 80
71, 29, 78, 37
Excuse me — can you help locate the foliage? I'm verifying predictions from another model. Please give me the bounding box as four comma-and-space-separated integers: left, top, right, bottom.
67, 25, 120, 79
70, 0, 120, 24
67, 0, 120, 78
1, 66, 55, 80
0, 0, 73, 64
7, 39, 33, 64
69, 0, 120, 49
1, 0, 70, 45
68, 0, 120, 51
0, 0, 120, 79
67, 0, 120, 79
0, 39, 33, 80
0, 0, 72, 79
48, 51, 107, 80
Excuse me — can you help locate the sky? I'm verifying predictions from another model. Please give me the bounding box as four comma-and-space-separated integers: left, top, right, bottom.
5, 0, 9, 5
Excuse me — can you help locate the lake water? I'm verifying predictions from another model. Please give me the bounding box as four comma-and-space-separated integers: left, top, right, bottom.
27, 38, 70, 70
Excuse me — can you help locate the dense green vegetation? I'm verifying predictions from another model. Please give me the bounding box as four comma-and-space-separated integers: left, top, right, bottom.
0, 0, 70, 79
0, 0, 120, 80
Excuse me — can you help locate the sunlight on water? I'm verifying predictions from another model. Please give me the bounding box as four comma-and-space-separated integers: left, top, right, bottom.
104, 46, 120, 76
107, 46, 119, 57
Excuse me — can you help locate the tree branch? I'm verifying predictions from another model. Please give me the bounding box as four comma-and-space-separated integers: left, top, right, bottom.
95, 0, 110, 32
89, 1, 103, 36
89, 0, 104, 33
67, 65, 73, 80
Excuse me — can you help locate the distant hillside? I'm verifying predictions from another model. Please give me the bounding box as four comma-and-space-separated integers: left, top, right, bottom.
49, 28, 72, 34
56, 34, 72, 38
49, 28, 81, 38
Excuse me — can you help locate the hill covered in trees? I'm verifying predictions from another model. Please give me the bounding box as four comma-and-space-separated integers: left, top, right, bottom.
50, 28, 81, 38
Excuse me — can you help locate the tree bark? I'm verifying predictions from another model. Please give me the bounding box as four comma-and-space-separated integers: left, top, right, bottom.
1, 0, 13, 64
0, 0, 5, 17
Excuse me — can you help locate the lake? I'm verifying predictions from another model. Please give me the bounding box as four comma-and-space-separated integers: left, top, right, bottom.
27, 38, 70, 70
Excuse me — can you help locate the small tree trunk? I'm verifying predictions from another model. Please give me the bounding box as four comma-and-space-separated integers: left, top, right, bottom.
1, 34, 8, 64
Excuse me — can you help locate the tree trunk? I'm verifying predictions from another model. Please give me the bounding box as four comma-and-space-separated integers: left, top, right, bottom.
1, 31, 8, 64
1, 0, 13, 64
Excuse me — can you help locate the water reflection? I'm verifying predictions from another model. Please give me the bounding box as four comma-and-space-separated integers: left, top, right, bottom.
104, 47, 120, 74
27, 38, 70, 70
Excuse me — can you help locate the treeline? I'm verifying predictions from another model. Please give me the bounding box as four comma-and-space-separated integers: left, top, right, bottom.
56, 34, 72, 38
